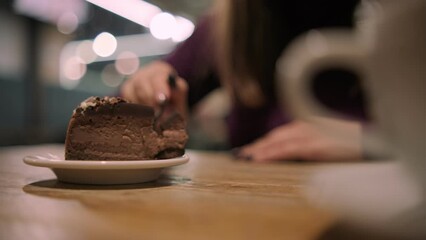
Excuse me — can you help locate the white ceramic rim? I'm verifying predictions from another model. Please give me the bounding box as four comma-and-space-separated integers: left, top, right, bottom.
23, 154, 189, 170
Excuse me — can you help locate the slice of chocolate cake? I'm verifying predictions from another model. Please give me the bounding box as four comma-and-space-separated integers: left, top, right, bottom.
65, 96, 188, 160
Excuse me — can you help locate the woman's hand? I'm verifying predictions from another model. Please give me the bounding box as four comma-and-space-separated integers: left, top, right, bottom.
235, 118, 362, 162
121, 61, 189, 119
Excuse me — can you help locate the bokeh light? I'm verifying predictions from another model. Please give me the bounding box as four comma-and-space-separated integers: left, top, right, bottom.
101, 64, 125, 88
63, 56, 86, 80
115, 51, 140, 75
61, 56, 86, 89
93, 32, 117, 57
172, 16, 195, 42
149, 12, 177, 40
76, 40, 97, 64
56, 12, 79, 34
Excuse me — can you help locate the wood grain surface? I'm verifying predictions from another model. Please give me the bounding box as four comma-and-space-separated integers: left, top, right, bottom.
0, 144, 341, 240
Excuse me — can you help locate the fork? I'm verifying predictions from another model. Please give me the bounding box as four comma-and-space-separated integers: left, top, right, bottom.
154, 74, 177, 132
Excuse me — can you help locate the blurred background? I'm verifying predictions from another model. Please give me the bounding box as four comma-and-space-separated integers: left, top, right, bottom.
0, 0, 213, 146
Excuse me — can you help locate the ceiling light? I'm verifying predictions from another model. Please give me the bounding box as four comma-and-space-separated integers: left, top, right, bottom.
86, 0, 161, 27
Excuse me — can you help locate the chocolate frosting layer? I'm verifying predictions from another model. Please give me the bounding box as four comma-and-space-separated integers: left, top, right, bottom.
74, 96, 153, 118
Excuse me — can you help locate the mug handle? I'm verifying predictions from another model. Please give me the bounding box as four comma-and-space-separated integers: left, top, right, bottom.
277, 29, 390, 157
277, 29, 365, 120
276, 29, 366, 140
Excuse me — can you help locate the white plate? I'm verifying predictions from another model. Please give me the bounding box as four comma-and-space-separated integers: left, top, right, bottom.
23, 154, 189, 185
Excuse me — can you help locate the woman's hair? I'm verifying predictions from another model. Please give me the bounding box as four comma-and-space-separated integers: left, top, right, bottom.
215, 0, 270, 107
215, 0, 359, 108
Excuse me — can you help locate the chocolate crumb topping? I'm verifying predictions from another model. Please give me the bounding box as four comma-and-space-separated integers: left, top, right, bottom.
73, 96, 128, 115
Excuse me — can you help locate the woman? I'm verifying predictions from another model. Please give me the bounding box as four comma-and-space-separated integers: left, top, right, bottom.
121, 0, 364, 162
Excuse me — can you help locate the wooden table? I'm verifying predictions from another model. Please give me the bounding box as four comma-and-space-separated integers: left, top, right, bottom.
0, 144, 341, 240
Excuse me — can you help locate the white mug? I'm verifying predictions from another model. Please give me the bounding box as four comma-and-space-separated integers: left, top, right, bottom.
277, 0, 425, 238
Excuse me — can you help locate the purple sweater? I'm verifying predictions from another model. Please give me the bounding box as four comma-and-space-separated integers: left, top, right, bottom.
164, 17, 290, 148
164, 8, 365, 148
